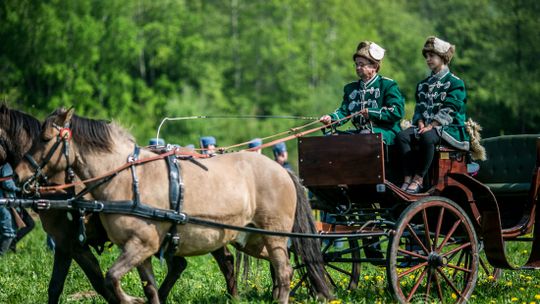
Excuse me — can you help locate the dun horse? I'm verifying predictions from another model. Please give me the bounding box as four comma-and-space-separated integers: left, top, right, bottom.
0, 105, 236, 303
16, 108, 331, 304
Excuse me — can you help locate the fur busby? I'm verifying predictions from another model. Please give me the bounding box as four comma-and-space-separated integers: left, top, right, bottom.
465, 118, 487, 161
422, 36, 455, 64
353, 41, 385, 64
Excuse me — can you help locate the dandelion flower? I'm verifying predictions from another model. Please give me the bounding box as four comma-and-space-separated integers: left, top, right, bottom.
535, 295, 540, 300
329, 300, 342, 304
488, 275, 495, 281
451, 293, 457, 300
510, 297, 518, 302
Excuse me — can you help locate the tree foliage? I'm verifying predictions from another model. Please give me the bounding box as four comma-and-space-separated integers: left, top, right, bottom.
1, 0, 538, 154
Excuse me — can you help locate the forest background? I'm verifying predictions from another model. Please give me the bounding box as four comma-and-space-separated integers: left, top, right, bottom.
1, 0, 539, 165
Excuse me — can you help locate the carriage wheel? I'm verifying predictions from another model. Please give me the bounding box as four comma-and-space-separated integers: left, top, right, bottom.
387, 197, 478, 303
290, 237, 361, 296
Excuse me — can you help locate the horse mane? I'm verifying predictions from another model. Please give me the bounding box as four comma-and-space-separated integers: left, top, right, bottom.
0, 104, 42, 164
47, 108, 134, 153
0, 104, 42, 141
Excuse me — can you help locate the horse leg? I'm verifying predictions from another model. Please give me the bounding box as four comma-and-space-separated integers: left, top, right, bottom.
211, 246, 238, 298
264, 238, 292, 304
72, 247, 119, 304
48, 248, 73, 304
136, 258, 159, 304
158, 255, 187, 303
105, 240, 155, 304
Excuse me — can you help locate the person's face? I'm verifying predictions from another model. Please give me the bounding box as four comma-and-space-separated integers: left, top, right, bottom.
425, 52, 444, 72
354, 57, 378, 79
275, 152, 288, 165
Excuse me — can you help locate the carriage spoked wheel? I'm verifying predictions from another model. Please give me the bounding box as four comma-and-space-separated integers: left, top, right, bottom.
290, 236, 361, 296
387, 197, 479, 303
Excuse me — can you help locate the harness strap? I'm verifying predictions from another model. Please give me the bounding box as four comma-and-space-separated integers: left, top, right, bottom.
128, 146, 141, 206
0, 197, 386, 239
161, 154, 185, 259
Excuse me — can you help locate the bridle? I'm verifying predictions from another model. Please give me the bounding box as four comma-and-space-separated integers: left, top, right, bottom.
23, 122, 75, 195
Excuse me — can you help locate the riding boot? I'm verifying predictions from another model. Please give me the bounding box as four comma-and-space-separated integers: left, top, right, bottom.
0, 237, 14, 255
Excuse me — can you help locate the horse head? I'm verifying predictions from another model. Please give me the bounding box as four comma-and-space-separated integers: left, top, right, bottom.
16, 107, 76, 194
16, 107, 116, 195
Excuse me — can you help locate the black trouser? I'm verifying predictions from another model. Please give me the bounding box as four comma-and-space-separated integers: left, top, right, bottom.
395, 127, 441, 179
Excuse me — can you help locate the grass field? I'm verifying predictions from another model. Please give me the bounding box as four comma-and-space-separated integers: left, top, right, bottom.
2, 221, 540, 304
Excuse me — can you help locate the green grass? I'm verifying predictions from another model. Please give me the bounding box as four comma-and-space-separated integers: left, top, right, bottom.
2, 223, 540, 303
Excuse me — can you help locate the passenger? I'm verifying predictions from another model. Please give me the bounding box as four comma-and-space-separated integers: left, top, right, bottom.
319, 41, 405, 144
247, 138, 263, 154
396, 36, 469, 193
200, 136, 217, 155
273, 142, 292, 171
0, 163, 20, 255
148, 138, 165, 147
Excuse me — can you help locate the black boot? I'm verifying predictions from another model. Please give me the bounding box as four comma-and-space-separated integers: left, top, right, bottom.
0, 237, 14, 255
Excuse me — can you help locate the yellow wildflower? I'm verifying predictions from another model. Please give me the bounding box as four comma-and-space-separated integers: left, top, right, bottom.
329, 300, 342, 304
535, 295, 540, 300
364, 275, 370, 281
488, 275, 495, 281
507, 281, 513, 286
520, 287, 525, 291
451, 293, 457, 300
510, 297, 518, 302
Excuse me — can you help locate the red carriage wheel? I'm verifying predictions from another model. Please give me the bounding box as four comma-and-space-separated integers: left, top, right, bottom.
387, 197, 479, 303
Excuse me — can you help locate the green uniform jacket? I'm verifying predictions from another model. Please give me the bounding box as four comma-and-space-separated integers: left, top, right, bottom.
328, 75, 405, 144
413, 68, 469, 150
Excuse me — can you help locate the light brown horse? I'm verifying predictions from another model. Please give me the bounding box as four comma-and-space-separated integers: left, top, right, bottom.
16, 108, 331, 304
0, 105, 236, 303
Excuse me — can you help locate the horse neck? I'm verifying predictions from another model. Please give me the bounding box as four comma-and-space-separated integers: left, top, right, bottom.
73, 137, 136, 181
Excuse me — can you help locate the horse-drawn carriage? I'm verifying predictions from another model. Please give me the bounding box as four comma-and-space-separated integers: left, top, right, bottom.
292, 132, 540, 303
1, 104, 539, 303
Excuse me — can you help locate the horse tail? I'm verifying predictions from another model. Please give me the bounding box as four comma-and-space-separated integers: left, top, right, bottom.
288, 171, 333, 299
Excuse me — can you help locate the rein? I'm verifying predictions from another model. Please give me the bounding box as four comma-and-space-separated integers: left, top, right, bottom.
36, 148, 206, 194
0, 197, 388, 240
30, 111, 361, 193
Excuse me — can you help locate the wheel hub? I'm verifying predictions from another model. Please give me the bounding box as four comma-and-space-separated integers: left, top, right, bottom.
427, 252, 448, 267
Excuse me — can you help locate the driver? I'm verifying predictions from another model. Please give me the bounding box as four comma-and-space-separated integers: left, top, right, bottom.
319, 41, 405, 144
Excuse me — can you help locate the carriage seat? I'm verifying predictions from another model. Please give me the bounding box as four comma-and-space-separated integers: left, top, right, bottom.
435, 145, 479, 175
474, 134, 539, 195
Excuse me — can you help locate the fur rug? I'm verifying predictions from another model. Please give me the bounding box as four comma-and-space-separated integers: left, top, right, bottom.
465, 118, 487, 161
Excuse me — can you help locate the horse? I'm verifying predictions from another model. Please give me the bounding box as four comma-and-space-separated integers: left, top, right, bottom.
0, 105, 236, 303
16, 108, 331, 304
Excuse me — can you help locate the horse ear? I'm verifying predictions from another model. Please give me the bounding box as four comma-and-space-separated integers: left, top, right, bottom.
54, 107, 75, 127
65, 107, 75, 123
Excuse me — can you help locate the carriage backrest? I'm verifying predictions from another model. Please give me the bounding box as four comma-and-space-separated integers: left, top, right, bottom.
475, 134, 539, 194
298, 133, 384, 187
